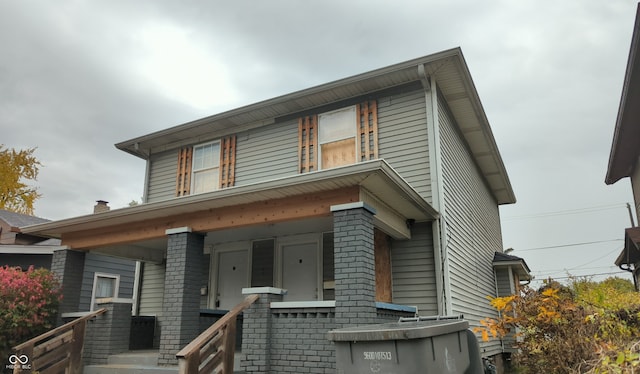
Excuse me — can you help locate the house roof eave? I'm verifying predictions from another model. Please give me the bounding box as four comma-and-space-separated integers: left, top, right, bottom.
606, 4, 640, 185
21, 160, 438, 239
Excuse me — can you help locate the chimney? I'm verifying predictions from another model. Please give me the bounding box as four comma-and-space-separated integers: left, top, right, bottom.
94, 200, 110, 213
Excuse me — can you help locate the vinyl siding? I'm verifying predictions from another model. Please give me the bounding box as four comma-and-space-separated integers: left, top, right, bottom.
78, 253, 136, 311
139, 261, 165, 316
234, 119, 299, 185
147, 150, 178, 203
495, 268, 513, 297
378, 89, 432, 201
145, 89, 432, 203
390, 222, 438, 315
438, 93, 503, 356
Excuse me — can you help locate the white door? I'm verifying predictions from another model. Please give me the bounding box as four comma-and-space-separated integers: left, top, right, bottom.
216, 250, 248, 310
282, 242, 318, 301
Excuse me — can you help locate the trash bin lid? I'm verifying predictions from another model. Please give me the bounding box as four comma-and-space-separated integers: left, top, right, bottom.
328, 319, 469, 342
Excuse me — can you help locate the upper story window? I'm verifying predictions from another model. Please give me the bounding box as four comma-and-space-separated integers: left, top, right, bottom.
298, 100, 378, 173
176, 135, 236, 197
192, 141, 221, 194
319, 106, 357, 169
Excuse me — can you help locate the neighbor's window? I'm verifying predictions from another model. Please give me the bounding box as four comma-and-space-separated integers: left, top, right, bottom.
91, 272, 120, 311
192, 141, 221, 194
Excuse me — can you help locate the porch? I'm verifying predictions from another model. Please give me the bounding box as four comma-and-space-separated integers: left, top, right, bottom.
20, 161, 437, 373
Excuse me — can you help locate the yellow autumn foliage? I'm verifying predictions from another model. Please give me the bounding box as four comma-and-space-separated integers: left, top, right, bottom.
477, 277, 640, 373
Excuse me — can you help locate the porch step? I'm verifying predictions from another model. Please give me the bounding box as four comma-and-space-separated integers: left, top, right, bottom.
85, 351, 177, 374
84, 351, 246, 374
108, 350, 160, 366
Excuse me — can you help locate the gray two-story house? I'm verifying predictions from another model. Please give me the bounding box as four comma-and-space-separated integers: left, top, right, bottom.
23, 47, 524, 373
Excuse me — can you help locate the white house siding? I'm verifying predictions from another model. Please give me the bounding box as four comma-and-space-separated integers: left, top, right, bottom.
234, 119, 299, 186
378, 89, 432, 202
146, 150, 178, 203
438, 93, 503, 356
390, 222, 438, 315
78, 253, 136, 311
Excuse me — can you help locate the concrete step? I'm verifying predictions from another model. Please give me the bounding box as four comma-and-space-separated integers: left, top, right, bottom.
84, 351, 245, 374
108, 350, 159, 366
84, 363, 178, 374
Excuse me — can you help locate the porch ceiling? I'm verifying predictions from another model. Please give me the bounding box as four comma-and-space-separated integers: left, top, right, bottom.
21, 160, 438, 248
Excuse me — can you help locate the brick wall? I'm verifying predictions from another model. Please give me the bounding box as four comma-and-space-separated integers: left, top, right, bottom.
158, 229, 204, 365
51, 249, 85, 323
332, 204, 377, 327
84, 300, 132, 365
269, 307, 336, 373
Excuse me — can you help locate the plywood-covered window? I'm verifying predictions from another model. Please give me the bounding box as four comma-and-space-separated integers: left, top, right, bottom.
298, 100, 378, 173
175, 135, 236, 196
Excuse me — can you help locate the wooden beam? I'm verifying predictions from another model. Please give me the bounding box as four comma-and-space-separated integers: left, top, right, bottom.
62, 187, 359, 250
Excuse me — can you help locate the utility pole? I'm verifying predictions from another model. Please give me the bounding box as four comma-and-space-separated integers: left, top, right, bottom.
627, 202, 636, 227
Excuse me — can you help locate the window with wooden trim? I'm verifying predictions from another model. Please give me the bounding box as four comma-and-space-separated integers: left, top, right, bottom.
175, 135, 237, 196
298, 100, 378, 173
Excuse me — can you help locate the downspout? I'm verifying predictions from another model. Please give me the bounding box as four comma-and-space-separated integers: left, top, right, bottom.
421, 64, 452, 315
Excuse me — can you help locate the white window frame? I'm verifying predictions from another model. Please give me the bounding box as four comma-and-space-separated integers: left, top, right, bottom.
191, 140, 221, 194
90, 272, 120, 311
317, 106, 358, 170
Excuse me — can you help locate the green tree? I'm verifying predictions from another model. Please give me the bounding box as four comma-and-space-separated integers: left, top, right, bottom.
0, 145, 42, 215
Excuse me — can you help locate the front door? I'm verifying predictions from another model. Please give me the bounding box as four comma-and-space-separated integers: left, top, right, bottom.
216, 250, 248, 310
282, 242, 318, 301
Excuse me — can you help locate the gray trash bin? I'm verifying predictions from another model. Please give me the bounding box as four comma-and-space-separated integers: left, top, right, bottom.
327, 316, 484, 374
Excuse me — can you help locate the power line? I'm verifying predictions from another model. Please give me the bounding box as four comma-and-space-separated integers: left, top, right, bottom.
502, 203, 628, 221
515, 239, 623, 252
531, 271, 629, 281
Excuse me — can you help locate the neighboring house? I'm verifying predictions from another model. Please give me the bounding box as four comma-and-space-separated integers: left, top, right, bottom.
0, 208, 137, 313
607, 4, 640, 289
22, 47, 527, 372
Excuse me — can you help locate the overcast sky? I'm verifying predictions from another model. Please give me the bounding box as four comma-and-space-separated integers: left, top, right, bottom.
1, 1, 637, 287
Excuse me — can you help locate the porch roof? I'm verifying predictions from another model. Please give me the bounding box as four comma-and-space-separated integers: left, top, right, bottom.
116, 48, 515, 205
21, 160, 438, 241
614, 226, 640, 267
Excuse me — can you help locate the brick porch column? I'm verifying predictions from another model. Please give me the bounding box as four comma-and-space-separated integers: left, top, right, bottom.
84, 298, 133, 365
51, 249, 86, 324
239, 287, 285, 374
331, 202, 377, 327
158, 227, 205, 366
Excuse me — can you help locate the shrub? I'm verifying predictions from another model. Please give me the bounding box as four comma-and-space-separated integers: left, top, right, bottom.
0, 266, 62, 359
476, 277, 640, 373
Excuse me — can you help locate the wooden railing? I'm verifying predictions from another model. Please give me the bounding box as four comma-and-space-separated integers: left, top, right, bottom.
177, 294, 259, 374
12, 308, 107, 374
